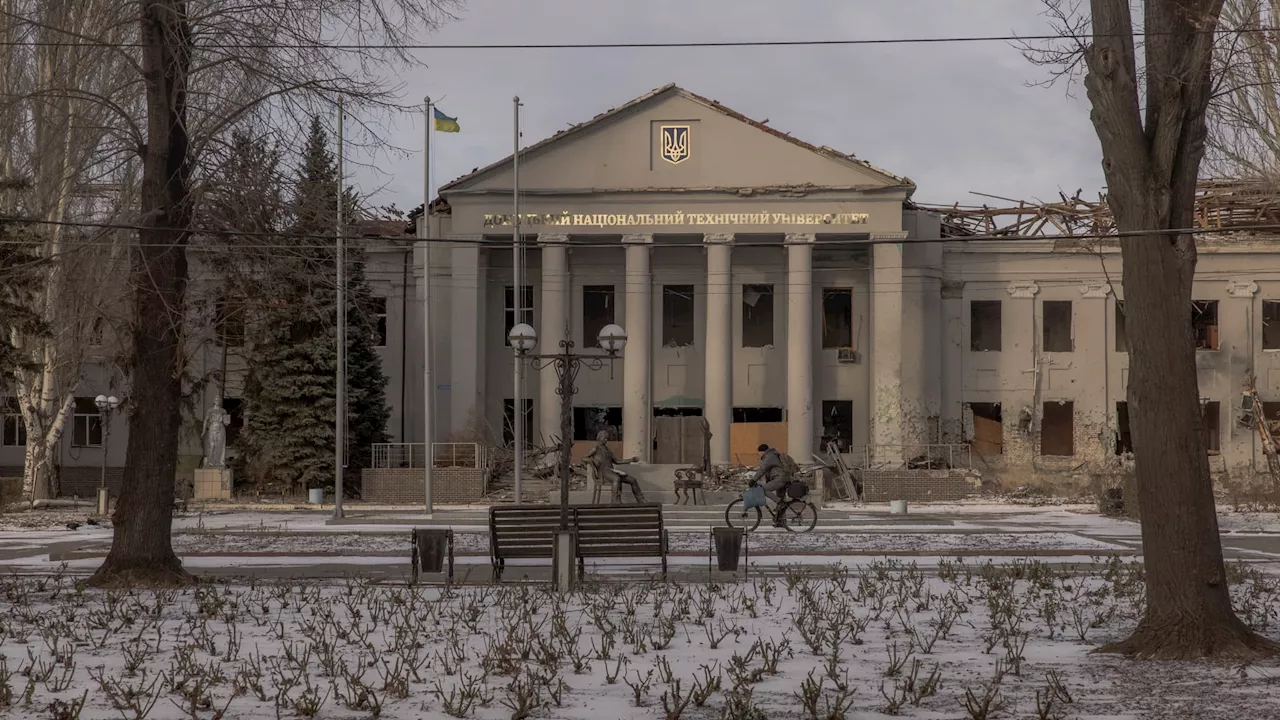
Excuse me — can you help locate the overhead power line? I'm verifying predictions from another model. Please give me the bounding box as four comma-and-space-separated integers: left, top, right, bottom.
2, 27, 1280, 50
3, 214, 1280, 250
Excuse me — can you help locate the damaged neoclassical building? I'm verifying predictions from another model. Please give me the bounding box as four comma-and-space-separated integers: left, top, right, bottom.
403, 84, 1280, 486
8, 83, 1280, 498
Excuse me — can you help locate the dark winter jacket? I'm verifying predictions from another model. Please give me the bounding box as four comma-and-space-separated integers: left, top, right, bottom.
753, 448, 788, 485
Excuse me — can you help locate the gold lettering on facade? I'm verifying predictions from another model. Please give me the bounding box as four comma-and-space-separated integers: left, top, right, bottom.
481, 211, 871, 228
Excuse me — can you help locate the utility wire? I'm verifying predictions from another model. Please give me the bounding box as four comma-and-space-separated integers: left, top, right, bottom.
3, 214, 1279, 250
1, 27, 1279, 50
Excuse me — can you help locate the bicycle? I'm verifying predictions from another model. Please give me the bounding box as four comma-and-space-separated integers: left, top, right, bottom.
724, 480, 819, 533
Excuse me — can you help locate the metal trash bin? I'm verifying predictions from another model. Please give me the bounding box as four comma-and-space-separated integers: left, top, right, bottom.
411, 528, 454, 584
712, 526, 746, 572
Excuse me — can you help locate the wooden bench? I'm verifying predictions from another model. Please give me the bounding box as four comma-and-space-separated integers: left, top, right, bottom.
573, 503, 668, 581
489, 506, 570, 582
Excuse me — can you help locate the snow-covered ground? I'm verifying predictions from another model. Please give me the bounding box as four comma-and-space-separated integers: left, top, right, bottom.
1, 559, 1278, 719
153, 530, 1126, 556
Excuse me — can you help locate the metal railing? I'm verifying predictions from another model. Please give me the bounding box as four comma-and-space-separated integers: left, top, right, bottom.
371, 443, 484, 469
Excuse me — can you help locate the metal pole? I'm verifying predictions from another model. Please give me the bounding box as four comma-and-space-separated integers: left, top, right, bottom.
98, 408, 108, 490
422, 96, 435, 515
513, 95, 524, 504
335, 97, 346, 518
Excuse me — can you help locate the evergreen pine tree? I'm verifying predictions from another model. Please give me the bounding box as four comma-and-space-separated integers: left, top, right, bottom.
239, 118, 388, 494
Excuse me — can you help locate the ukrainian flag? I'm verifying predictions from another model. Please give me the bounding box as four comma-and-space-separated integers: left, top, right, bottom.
433, 107, 460, 133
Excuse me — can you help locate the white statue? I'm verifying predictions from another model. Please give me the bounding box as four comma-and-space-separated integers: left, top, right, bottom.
202, 405, 230, 468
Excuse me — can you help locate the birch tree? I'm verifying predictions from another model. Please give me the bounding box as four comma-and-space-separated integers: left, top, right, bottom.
0, 0, 137, 501
1029, 0, 1279, 659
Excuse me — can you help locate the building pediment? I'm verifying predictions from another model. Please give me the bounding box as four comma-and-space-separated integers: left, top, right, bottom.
440, 84, 913, 198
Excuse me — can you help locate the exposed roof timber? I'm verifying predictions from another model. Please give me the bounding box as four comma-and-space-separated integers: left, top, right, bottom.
439, 83, 913, 193
916, 179, 1280, 244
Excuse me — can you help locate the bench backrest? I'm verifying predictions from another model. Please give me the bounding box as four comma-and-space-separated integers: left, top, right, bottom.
573, 503, 665, 558
489, 506, 570, 559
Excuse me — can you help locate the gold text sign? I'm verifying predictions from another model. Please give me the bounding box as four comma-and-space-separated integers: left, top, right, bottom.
482, 212, 871, 228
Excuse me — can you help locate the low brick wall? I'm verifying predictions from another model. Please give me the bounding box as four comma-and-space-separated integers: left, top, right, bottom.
862, 469, 981, 503
362, 467, 485, 504
59, 467, 126, 498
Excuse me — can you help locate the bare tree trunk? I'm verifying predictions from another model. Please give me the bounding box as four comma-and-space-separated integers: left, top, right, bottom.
88, 0, 192, 587
1083, 0, 1277, 659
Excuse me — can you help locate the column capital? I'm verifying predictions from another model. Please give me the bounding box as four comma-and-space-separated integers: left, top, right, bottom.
703, 233, 733, 245
1226, 279, 1259, 298
537, 233, 569, 245
784, 232, 815, 245
622, 233, 653, 245
1079, 280, 1112, 299
1006, 281, 1040, 298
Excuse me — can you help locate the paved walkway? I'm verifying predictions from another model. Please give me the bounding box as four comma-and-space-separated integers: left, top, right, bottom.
3, 503, 1279, 583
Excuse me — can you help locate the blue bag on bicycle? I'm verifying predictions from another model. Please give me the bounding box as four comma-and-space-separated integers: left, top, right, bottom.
742, 485, 766, 510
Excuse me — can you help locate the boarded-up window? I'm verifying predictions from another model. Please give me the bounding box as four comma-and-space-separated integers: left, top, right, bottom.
1193, 300, 1219, 350
1040, 401, 1074, 457
742, 284, 774, 348
502, 398, 533, 448
1264, 301, 1280, 350
1043, 300, 1073, 352
1115, 402, 1133, 454
582, 285, 615, 349
1115, 301, 1128, 353
821, 289, 853, 348
821, 400, 854, 452
970, 301, 1002, 352
1203, 401, 1221, 454
662, 285, 695, 347
969, 402, 1003, 456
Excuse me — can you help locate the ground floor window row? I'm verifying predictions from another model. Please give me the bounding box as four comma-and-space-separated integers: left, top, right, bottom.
965, 398, 1278, 458
502, 399, 859, 451
0, 397, 245, 450
968, 297, 1280, 354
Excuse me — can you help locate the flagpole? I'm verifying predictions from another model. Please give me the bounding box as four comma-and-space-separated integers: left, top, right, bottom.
422, 96, 435, 516
512, 95, 524, 505
335, 96, 346, 519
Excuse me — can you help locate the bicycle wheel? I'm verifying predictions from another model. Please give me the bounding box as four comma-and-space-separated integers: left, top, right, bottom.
779, 500, 818, 533
724, 499, 762, 532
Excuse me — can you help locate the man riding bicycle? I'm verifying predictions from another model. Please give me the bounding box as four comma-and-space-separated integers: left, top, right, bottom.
752, 443, 792, 527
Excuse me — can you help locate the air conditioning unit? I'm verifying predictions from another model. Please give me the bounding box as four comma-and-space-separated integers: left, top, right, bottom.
837, 348, 861, 364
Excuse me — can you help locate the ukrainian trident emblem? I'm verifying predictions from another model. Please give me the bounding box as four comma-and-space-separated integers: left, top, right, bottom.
659, 125, 691, 164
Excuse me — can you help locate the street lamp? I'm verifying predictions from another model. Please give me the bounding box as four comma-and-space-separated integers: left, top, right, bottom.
94, 394, 120, 516
510, 322, 627, 591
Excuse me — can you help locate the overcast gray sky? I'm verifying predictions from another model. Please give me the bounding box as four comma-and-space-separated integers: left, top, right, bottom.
348, 0, 1106, 213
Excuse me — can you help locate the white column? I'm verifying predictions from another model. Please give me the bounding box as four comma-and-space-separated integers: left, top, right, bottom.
871, 242, 905, 454
704, 233, 733, 465
786, 233, 815, 462
623, 234, 653, 462
450, 244, 486, 436
539, 234, 570, 446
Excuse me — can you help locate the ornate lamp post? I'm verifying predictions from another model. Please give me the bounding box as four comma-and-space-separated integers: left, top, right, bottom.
94, 394, 120, 516
510, 322, 626, 590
